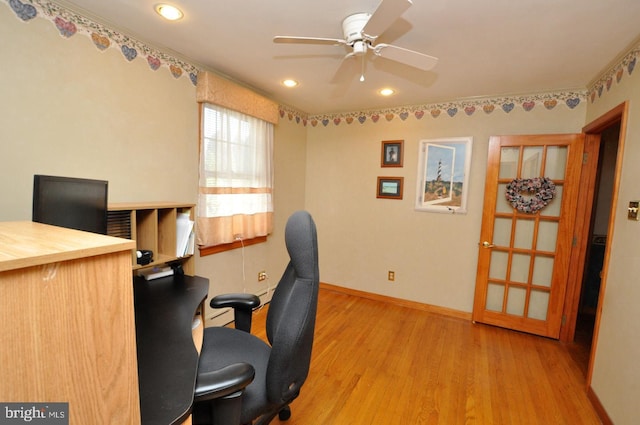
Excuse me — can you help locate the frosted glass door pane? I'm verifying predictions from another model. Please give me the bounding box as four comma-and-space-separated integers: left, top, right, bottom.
510, 253, 530, 283
545, 146, 568, 180
514, 219, 535, 249
493, 218, 512, 247
486, 283, 505, 312
528, 290, 550, 320
496, 183, 513, 213
537, 221, 559, 251
499, 147, 519, 179
489, 251, 508, 280
543, 185, 563, 217
506, 286, 526, 316
522, 147, 543, 178
532, 256, 554, 287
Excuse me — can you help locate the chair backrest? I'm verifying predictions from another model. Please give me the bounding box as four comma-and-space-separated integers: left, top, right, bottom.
265, 210, 320, 405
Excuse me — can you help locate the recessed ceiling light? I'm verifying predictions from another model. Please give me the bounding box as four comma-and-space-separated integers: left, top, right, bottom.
379, 88, 395, 96
282, 79, 299, 88
155, 4, 183, 21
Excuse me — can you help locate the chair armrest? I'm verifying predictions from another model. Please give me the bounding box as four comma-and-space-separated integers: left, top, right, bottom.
211, 294, 261, 332
210, 293, 261, 310
194, 362, 255, 402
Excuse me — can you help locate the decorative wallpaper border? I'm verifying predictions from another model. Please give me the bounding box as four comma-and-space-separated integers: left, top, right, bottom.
283, 90, 588, 127
3, 0, 200, 85
281, 40, 639, 127
4, 0, 638, 127
589, 43, 638, 104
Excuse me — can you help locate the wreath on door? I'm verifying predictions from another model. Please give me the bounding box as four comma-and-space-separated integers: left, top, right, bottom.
505, 177, 556, 214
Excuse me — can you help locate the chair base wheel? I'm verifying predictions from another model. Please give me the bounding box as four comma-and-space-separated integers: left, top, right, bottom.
278, 406, 291, 421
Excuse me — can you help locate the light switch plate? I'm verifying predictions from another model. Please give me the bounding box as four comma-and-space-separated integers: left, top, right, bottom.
628, 201, 639, 220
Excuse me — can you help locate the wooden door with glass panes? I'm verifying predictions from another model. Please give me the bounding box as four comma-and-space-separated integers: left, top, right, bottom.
472, 134, 583, 338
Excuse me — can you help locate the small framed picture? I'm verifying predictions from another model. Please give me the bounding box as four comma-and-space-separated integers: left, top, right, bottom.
377, 177, 404, 200
381, 140, 404, 167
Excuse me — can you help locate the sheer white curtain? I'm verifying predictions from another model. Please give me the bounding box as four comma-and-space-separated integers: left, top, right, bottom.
197, 103, 273, 247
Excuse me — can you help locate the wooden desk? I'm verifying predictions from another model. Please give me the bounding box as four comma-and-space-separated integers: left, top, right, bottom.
0, 222, 207, 424
0, 222, 140, 424
134, 274, 209, 425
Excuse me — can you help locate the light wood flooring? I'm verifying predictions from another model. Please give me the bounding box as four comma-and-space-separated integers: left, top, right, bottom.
251, 286, 601, 425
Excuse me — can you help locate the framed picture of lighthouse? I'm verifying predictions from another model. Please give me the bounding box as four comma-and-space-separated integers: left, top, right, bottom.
415, 137, 472, 214
381, 140, 404, 167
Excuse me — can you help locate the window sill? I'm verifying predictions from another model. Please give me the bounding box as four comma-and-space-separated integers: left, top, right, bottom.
199, 236, 267, 256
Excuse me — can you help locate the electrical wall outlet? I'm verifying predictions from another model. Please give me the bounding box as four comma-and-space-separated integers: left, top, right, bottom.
258, 271, 267, 281
388, 271, 395, 281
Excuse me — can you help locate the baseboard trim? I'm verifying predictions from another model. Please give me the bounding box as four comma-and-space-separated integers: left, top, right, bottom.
587, 385, 613, 425
320, 282, 472, 321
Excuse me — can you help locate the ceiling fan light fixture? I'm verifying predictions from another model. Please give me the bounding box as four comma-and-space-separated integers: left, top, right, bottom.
379, 88, 395, 96
155, 4, 183, 21
282, 79, 299, 88
353, 40, 367, 56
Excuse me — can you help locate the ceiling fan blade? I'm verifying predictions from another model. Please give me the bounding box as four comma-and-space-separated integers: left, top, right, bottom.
273, 36, 346, 46
329, 54, 358, 85
362, 0, 412, 39
374, 43, 438, 71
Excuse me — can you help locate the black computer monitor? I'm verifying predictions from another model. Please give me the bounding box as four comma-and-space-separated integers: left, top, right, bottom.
32, 175, 108, 234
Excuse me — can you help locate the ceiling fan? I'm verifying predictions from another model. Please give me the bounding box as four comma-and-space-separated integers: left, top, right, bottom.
273, 0, 438, 82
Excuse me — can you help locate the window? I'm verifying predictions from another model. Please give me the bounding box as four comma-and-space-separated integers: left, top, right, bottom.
196, 103, 274, 249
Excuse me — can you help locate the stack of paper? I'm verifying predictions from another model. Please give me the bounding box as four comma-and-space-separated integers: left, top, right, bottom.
139, 266, 174, 281
176, 213, 195, 257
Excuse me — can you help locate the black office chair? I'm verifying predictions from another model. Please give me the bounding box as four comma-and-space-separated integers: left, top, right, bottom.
193, 210, 320, 425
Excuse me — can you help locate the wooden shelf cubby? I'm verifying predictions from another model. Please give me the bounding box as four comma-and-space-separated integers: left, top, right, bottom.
108, 202, 195, 276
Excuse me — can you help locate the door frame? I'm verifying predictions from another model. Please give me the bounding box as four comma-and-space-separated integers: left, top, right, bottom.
560, 102, 628, 384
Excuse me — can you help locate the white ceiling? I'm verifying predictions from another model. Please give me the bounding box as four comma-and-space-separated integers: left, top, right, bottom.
56, 0, 640, 115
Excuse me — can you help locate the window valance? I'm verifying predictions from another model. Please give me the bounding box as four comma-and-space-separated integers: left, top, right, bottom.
196, 71, 279, 124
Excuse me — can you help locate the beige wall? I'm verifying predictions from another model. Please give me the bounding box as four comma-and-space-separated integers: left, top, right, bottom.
0, 5, 199, 216
584, 65, 640, 425
304, 106, 586, 312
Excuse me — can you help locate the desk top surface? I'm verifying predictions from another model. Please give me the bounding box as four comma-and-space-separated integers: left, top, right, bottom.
134, 274, 209, 425
0, 221, 134, 272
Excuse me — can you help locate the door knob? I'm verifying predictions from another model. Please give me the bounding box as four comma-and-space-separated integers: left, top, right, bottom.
482, 241, 495, 248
